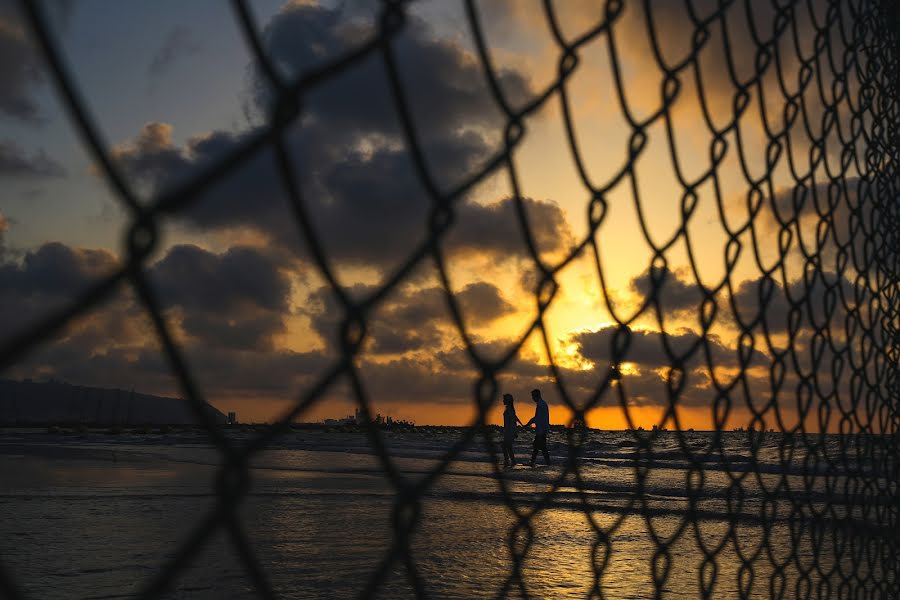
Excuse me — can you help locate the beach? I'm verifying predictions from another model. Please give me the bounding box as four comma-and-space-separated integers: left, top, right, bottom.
0, 428, 893, 599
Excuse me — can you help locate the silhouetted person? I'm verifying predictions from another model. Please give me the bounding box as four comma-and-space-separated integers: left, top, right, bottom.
501, 393, 524, 468
525, 388, 551, 467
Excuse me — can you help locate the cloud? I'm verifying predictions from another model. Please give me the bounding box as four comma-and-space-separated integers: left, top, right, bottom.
151, 244, 289, 314
449, 196, 575, 262
253, 2, 529, 140
627, 265, 704, 318
355, 356, 472, 405
148, 26, 201, 82
570, 325, 764, 373
1, 239, 848, 412
0, 3, 45, 122
110, 122, 190, 185
0, 139, 65, 178
0, 242, 120, 341
0, 242, 117, 299
0, 211, 11, 260
455, 282, 514, 325
304, 279, 515, 357
425, 333, 723, 409
564, 325, 775, 407
110, 2, 569, 272
149, 244, 292, 350
0, 240, 327, 401
0, 239, 515, 405
729, 271, 857, 339
112, 120, 573, 269
167, 345, 331, 399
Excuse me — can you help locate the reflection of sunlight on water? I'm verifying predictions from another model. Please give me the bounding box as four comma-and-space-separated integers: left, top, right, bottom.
0, 436, 893, 599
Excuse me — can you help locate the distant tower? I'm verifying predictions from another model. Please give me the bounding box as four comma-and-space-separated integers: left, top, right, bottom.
227, 412, 237, 425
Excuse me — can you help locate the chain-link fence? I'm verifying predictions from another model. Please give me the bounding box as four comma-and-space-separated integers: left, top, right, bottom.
1, 0, 899, 598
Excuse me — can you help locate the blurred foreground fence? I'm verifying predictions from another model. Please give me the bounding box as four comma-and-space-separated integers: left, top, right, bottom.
1, 0, 899, 598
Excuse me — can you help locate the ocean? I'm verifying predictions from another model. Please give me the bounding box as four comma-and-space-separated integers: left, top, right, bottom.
0, 428, 892, 598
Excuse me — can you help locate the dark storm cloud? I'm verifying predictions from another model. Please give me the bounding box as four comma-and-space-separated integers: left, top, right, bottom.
628, 266, 703, 317
14, 324, 331, 403
0, 240, 327, 399
173, 345, 331, 398
563, 326, 773, 407
757, 179, 861, 235
111, 122, 196, 186
0, 0, 76, 120
151, 244, 289, 314
113, 121, 573, 267
0, 139, 65, 177
370, 282, 512, 332
356, 356, 472, 404
111, 2, 569, 271
148, 26, 201, 81
0, 240, 788, 410
455, 282, 514, 325
760, 180, 885, 282
571, 325, 765, 371
449, 196, 574, 260
0, 239, 515, 405
149, 244, 292, 350
111, 123, 297, 245
0, 1, 45, 122
429, 336, 721, 408
364, 280, 516, 353
0, 242, 117, 300
254, 2, 529, 140
0, 243, 123, 350
0, 211, 8, 256
309, 132, 494, 264
0, 241, 294, 348
367, 287, 448, 355
304, 280, 514, 357
353, 338, 558, 406
729, 271, 857, 337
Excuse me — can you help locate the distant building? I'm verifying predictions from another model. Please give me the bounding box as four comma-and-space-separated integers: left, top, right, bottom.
0, 379, 226, 426
322, 408, 412, 428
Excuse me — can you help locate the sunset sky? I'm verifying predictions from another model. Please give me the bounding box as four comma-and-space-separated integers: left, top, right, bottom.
0, 0, 890, 431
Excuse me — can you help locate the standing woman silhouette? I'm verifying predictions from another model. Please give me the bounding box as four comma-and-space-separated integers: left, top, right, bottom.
501, 393, 524, 468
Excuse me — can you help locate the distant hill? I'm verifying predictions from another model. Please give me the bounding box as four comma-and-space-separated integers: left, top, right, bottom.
0, 379, 226, 426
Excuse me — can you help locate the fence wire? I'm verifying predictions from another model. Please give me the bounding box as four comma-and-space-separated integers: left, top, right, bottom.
2, 0, 899, 598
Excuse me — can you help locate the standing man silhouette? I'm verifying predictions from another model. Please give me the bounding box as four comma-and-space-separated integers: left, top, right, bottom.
525, 388, 551, 467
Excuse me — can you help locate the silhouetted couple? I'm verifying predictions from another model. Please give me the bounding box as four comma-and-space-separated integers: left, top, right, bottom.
502, 389, 551, 468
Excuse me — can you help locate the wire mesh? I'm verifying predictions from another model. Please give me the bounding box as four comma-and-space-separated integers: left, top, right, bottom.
2, 0, 899, 598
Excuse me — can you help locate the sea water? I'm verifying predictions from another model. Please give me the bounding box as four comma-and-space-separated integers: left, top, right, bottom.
0, 429, 892, 599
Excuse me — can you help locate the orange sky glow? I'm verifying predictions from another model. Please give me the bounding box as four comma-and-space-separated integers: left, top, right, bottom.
1, 0, 885, 437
